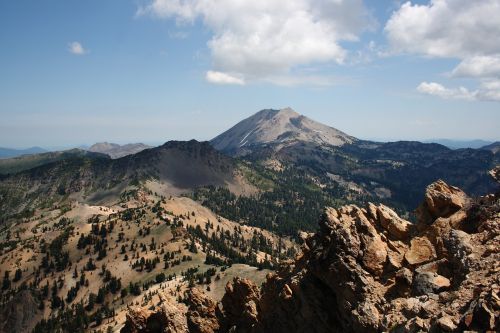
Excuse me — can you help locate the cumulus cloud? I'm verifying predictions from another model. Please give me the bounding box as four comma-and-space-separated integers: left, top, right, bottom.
417, 82, 475, 101
138, 0, 374, 85
452, 56, 500, 78
386, 0, 500, 102
68, 41, 87, 55
385, 0, 500, 58
417, 81, 500, 102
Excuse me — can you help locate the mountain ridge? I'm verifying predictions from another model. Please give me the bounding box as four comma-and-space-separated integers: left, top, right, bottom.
0, 146, 47, 159
88, 142, 151, 159
0, 140, 252, 218
209, 108, 498, 211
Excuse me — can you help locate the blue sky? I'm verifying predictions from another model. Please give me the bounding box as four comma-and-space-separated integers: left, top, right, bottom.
1, 0, 499, 148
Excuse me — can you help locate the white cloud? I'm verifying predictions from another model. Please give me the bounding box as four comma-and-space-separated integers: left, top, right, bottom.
452, 55, 500, 78
138, 0, 374, 85
385, 0, 500, 58
205, 71, 245, 85
417, 81, 500, 102
68, 41, 87, 55
386, 0, 500, 102
417, 82, 475, 101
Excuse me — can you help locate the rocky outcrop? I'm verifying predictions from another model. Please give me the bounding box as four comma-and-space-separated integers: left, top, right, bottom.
490, 166, 500, 183
121, 289, 222, 333
122, 179, 499, 332
185, 288, 220, 333
218, 277, 260, 332
121, 297, 188, 333
248, 179, 499, 332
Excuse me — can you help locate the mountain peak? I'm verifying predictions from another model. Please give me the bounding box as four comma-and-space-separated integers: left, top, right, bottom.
211, 108, 355, 154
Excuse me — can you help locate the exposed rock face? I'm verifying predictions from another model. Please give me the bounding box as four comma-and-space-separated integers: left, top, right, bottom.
122, 179, 499, 332
416, 180, 468, 225
121, 297, 188, 333
219, 277, 260, 332
490, 166, 500, 183
245, 179, 499, 332
185, 288, 220, 333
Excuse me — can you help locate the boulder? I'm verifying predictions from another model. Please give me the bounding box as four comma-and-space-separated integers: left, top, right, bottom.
412, 271, 450, 296
405, 237, 437, 265
423, 180, 468, 219
121, 300, 188, 333
376, 204, 412, 240
437, 315, 457, 331
362, 235, 388, 276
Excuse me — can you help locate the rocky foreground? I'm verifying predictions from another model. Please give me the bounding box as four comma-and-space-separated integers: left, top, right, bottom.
122, 177, 499, 332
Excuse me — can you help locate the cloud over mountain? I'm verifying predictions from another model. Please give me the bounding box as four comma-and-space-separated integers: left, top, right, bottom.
138, 0, 374, 85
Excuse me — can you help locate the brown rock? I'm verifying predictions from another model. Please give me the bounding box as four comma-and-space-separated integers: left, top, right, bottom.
220, 277, 260, 330
185, 288, 220, 333
206, 180, 499, 333
362, 235, 388, 276
489, 166, 500, 183
423, 180, 468, 219
121, 300, 188, 333
376, 204, 412, 240
405, 237, 437, 265
437, 315, 457, 331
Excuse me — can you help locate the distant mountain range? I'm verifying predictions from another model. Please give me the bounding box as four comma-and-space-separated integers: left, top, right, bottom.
0, 108, 498, 221
88, 142, 151, 159
0, 108, 498, 333
423, 139, 495, 149
0, 146, 47, 159
0, 149, 108, 175
0, 141, 251, 218
481, 141, 500, 154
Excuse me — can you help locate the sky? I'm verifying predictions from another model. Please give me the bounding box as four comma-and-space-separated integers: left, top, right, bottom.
1, 0, 499, 149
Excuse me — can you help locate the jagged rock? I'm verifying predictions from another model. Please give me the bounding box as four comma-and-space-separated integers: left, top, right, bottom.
489, 166, 500, 183
444, 229, 474, 274
121, 179, 499, 333
362, 233, 388, 276
220, 277, 260, 331
185, 288, 220, 333
121, 296, 188, 333
437, 315, 457, 331
251, 180, 498, 332
422, 180, 468, 220
405, 237, 437, 265
376, 204, 412, 240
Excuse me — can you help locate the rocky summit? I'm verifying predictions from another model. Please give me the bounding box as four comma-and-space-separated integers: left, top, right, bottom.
210, 108, 355, 154
123, 176, 500, 332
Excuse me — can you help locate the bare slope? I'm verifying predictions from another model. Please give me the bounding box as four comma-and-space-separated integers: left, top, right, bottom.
211, 108, 355, 154
0, 140, 254, 218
